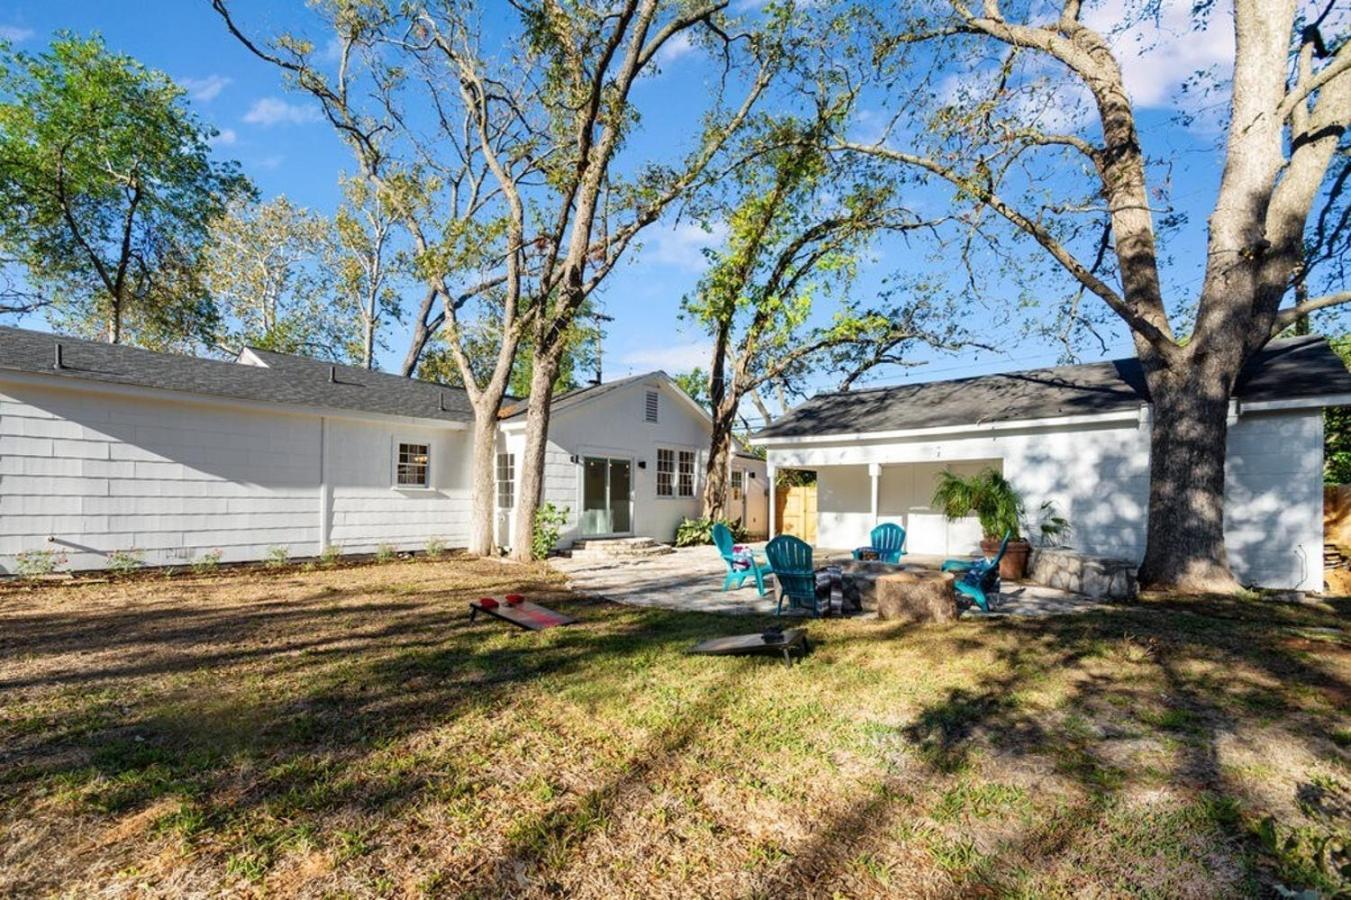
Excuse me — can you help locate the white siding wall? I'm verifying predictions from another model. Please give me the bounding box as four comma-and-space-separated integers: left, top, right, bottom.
326, 418, 472, 555
767, 408, 1325, 591
0, 379, 470, 572
1224, 410, 1323, 591
500, 377, 762, 548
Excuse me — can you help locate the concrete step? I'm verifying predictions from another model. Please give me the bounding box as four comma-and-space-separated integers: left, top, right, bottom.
566, 536, 675, 560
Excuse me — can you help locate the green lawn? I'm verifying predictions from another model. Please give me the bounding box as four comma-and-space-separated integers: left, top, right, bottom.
1, 555, 1347, 897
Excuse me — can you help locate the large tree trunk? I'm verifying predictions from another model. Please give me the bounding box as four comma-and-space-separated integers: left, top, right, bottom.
701, 393, 738, 521
510, 346, 564, 561
1136, 353, 1243, 593
700, 317, 734, 519
466, 400, 499, 557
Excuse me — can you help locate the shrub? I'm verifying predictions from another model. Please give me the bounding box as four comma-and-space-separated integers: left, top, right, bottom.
319, 544, 342, 567
191, 549, 223, 576
531, 503, 569, 560
15, 548, 68, 578
674, 517, 747, 547
264, 546, 290, 568
424, 536, 447, 559
107, 548, 144, 576
375, 543, 398, 563
932, 468, 1024, 541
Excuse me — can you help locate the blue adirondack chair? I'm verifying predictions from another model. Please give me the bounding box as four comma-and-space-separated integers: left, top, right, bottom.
713, 522, 772, 596
853, 523, 907, 564
954, 559, 1001, 613
941, 531, 1011, 613
764, 534, 820, 617
940, 530, 1011, 575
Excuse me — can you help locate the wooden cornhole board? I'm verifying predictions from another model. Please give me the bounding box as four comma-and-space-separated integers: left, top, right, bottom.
469, 595, 576, 631
688, 628, 809, 667
876, 571, 958, 623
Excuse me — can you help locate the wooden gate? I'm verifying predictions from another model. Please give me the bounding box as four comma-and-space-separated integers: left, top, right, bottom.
775, 483, 817, 543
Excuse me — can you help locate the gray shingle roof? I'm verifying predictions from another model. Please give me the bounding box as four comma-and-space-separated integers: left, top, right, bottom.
0, 326, 474, 424
754, 335, 1351, 441
499, 371, 663, 420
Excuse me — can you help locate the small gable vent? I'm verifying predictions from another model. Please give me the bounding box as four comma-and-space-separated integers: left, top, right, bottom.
645, 390, 659, 423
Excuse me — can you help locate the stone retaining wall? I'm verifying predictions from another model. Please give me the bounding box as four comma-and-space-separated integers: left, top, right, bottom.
1028, 548, 1137, 601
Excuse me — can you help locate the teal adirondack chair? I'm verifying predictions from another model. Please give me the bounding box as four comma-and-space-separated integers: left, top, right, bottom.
764, 534, 820, 617
853, 523, 907, 564
941, 531, 1011, 613
713, 522, 772, 596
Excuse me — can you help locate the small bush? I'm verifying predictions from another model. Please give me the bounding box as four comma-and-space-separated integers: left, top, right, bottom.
106, 549, 144, 576
532, 503, 569, 560
674, 517, 747, 547
375, 543, 398, 563
264, 546, 290, 568
424, 536, 447, 559
319, 544, 342, 567
15, 548, 68, 578
190, 549, 223, 576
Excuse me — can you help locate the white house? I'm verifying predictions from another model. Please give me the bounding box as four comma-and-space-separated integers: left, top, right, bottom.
753, 335, 1351, 592
496, 371, 768, 549
0, 327, 764, 573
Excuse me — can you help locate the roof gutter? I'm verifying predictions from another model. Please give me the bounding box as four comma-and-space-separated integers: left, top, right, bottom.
752, 391, 1351, 448
751, 407, 1144, 447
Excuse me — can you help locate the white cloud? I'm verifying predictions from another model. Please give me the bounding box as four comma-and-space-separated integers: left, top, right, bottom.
255, 154, 285, 170
655, 32, 696, 66
642, 220, 728, 272
619, 340, 713, 373
0, 24, 33, 42
181, 74, 232, 103
1082, 0, 1233, 110
242, 97, 321, 126
208, 128, 237, 148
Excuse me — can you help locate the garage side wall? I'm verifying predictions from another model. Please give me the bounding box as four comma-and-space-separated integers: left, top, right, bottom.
1224, 409, 1323, 591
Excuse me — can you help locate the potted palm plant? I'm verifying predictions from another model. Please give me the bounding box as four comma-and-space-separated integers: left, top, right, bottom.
931, 468, 1033, 579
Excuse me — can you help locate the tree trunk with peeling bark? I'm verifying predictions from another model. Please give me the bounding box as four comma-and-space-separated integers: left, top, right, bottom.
1136, 356, 1242, 591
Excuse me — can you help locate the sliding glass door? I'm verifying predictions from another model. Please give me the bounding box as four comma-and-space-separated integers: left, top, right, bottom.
581, 457, 632, 537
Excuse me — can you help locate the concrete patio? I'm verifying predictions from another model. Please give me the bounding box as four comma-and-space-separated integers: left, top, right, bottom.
551, 543, 1114, 618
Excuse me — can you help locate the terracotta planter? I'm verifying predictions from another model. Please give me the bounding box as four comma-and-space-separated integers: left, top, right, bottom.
982, 537, 1031, 580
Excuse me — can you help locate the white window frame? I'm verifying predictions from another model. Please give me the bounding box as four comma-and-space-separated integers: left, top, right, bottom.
730, 468, 745, 499
677, 449, 695, 498
393, 439, 432, 489
656, 447, 675, 497
496, 452, 515, 509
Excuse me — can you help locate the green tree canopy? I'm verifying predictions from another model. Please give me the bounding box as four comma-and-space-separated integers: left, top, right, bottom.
202, 195, 345, 358
0, 33, 250, 349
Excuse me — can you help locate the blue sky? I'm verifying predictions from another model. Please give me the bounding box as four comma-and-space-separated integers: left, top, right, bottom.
1, 1, 1337, 415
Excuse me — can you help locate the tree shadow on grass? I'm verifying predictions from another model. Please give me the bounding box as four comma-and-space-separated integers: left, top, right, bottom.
756, 595, 1348, 895
0, 568, 781, 895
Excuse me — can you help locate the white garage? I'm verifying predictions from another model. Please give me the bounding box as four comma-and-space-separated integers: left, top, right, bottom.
754, 335, 1351, 591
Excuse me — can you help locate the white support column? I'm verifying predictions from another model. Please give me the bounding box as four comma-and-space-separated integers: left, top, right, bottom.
767, 460, 777, 538
869, 462, 881, 524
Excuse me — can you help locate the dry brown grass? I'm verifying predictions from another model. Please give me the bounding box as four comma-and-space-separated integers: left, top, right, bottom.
1, 556, 1348, 898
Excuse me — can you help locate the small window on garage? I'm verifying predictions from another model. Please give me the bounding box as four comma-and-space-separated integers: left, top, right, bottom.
730, 469, 744, 499
645, 390, 659, 423
396, 442, 430, 487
